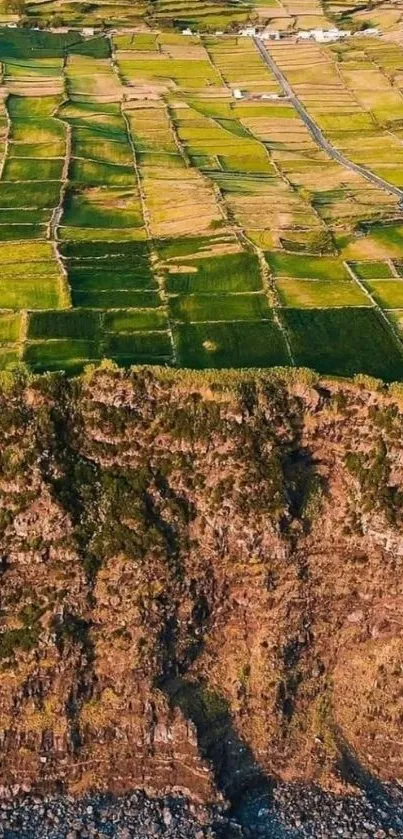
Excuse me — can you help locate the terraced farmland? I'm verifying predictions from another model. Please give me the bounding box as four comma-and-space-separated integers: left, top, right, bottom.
7, 0, 254, 30
1, 27, 403, 379
14, 0, 345, 33
2, 0, 402, 38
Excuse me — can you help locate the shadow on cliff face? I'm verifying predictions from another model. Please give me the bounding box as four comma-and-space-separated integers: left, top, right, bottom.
163, 677, 276, 812
336, 732, 403, 834
162, 680, 403, 837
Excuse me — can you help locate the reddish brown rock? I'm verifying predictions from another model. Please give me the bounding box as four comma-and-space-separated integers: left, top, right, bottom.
0, 366, 402, 801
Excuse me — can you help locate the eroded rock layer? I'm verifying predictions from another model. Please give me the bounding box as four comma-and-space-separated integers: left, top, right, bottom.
0, 364, 402, 802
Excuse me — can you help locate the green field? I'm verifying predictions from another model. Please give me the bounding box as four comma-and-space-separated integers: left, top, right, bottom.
266, 252, 350, 282
164, 251, 263, 294
175, 319, 290, 368
0, 27, 401, 381
348, 261, 395, 280
169, 292, 271, 322
280, 309, 403, 381
275, 279, 369, 308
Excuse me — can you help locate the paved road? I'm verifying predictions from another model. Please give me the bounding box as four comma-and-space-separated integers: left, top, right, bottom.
254, 36, 403, 206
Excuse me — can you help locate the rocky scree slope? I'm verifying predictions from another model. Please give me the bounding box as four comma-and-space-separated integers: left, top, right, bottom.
0, 364, 402, 807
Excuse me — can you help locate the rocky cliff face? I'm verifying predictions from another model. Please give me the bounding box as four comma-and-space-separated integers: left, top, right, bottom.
0, 364, 402, 805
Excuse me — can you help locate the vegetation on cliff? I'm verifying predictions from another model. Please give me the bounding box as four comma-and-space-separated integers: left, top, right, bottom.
0, 362, 402, 803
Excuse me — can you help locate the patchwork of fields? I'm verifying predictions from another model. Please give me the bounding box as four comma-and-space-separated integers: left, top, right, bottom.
12, 0, 389, 36
1, 0, 401, 42
1, 27, 403, 379
5, 0, 254, 30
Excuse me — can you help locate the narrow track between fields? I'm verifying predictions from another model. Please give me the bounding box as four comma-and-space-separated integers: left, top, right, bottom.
254, 36, 403, 207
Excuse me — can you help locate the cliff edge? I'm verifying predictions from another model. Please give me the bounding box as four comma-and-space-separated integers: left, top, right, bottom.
0, 363, 402, 805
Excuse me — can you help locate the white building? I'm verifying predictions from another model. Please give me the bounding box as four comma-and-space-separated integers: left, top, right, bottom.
82, 26, 95, 36
233, 88, 243, 99
182, 27, 192, 35
259, 28, 280, 41
297, 28, 351, 43
353, 27, 380, 37
239, 26, 256, 37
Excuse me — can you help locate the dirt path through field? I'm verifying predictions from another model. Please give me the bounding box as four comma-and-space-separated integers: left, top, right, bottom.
254, 36, 403, 207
